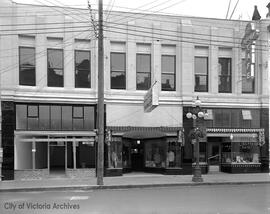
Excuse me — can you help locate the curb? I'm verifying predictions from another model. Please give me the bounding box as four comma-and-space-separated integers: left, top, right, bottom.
0, 180, 270, 193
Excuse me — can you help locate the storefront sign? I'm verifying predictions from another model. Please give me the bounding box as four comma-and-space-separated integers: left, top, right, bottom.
144, 81, 159, 112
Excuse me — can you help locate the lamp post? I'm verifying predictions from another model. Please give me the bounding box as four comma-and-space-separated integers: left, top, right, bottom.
186, 96, 206, 182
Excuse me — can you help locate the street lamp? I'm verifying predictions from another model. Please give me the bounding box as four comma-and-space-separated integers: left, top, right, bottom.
186, 96, 206, 182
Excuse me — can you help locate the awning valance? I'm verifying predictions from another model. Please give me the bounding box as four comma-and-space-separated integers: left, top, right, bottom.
122, 130, 166, 139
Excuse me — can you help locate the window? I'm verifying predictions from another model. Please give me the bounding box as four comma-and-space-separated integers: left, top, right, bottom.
75, 50, 91, 88
218, 58, 231, 93
194, 57, 208, 92
161, 55, 175, 91
47, 49, 63, 87
242, 59, 255, 93
111, 52, 126, 89
19, 47, 35, 86
136, 54, 151, 90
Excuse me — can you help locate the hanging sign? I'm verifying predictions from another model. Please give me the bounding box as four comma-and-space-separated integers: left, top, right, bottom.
144, 81, 159, 112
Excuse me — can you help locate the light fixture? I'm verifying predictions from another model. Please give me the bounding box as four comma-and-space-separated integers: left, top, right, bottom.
230, 133, 233, 140
137, 140, 140, 145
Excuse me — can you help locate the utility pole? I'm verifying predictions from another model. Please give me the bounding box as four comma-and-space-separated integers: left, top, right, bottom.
97, 0, 104, 186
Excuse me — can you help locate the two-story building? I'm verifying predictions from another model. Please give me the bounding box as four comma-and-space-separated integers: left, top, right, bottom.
0, 0, 268, 180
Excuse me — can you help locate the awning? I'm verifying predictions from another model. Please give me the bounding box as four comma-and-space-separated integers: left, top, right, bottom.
122, 130, 166, 139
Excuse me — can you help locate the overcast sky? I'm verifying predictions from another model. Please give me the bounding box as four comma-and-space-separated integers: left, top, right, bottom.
13, 0, 270, 20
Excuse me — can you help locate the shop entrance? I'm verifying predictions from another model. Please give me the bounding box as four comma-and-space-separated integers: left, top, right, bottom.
49, 142, 66, 176
208, 139, 221, 172
131, 140, 144, 171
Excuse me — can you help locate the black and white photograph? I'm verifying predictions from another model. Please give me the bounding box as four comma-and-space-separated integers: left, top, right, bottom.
0, 0, 269, 213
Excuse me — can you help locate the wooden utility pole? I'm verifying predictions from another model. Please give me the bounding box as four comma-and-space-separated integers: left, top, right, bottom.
97, 0, 104, 186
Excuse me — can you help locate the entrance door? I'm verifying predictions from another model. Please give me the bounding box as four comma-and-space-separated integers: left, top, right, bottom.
208, 142, 221, 173
49, 142, 66, 176
131, 140, 144, 171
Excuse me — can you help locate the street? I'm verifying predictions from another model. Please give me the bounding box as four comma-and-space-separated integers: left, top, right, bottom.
0, 183, 269, 214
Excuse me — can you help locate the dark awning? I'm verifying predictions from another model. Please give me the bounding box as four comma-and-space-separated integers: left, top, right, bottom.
122, 130, 166, 139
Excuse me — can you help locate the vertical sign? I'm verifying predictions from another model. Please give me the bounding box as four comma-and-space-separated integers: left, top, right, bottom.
144, 81, 159, 112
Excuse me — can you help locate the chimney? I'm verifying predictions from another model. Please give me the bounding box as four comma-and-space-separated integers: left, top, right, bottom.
252, 5, 261, 20
267, 2, 270, 18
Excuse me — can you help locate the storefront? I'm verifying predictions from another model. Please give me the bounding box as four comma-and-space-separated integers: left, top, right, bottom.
2, 102, 97, 180
105, 126, 184, 176
207, 128, 265, 173
14, 131, 96, 180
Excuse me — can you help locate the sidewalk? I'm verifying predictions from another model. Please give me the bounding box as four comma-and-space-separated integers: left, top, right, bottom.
0, 172, 269, 192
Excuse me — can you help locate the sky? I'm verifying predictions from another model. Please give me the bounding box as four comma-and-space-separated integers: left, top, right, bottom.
13, 0, 270, 20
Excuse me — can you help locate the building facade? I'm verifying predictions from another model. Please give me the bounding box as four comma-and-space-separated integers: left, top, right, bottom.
0, 1, 269, 180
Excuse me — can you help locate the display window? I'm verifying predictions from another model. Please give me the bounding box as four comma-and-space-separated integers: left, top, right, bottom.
221, 142, 260, 164
166, 141, 181, 168
107, 141, 122, 168
144, 139, 166, 168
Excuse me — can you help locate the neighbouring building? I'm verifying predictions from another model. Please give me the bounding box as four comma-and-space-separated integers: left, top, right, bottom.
0, 0, 269, 180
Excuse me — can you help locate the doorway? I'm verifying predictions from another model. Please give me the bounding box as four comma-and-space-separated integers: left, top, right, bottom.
49, 142, 66, 176
131, 140, 144, 171
208, 141, 221, 172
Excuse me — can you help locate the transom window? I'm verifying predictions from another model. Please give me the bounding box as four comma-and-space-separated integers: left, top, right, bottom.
111, 52, 126, 89
218, 58, 231, 93
19, 47, 36, 86
75, 50, 91, 88
194, 57, 208, 92
161, 55, 175, 91
47, 49, 64, 87
136, 54, 151, 90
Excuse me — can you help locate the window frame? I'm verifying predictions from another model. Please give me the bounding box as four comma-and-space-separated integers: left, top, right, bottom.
161, 55, 176, 91
47, 48, 64, 87
194, 56, 208, 92
74, 50, 91, 88
136, 53, 151, 90
110, 52, 126, 89
19, 46, 36, 86
218, 57, 232, 93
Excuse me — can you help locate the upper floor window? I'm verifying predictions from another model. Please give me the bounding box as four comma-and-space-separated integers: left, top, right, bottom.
218, 57, 231, 93
161, 55, 175, 91
75, 50, 91, 88
47, 49, 63, 87
194, 56, 208, 92
19, 47, 35, 86
111, 52, 126, 89
136, 54, 151, 90
242, 59, 255, 93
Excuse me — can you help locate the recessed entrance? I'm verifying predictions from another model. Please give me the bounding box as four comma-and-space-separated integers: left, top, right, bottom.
131, 140, 144, 171
49, 142, 66, 176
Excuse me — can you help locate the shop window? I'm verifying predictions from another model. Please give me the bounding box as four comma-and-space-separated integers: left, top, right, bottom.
15, 141, 33, 170
75, 50, 91, 88
122, 140, 131, 169
161, 55, 175, 91
192, 142, 206, 163
218, 58, 231, 93
166, 141, 181, 168
242, 59, 255, 93
194, 56, 208, 92
19, 47, 36, 86
76, 141, 95, 168
47, 49, 64, 87
108, 141, 122, 168
221, 141, 260, 164
145, 140, 166, 168
136, 54, 151, 90
111, 52, 126, 89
